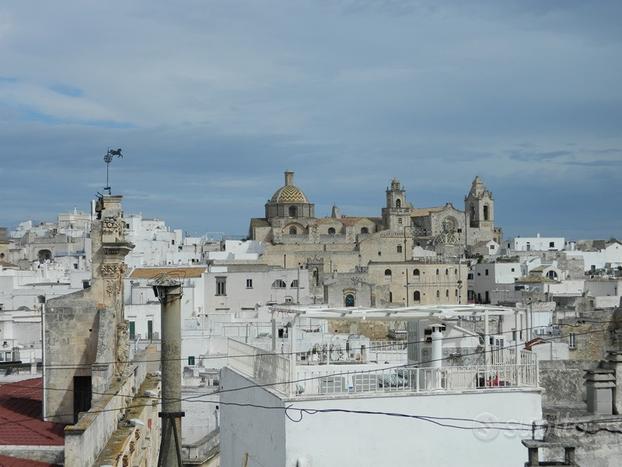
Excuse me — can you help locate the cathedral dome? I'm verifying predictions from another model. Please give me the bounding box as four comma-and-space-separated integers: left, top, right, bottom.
270, 171, 310, 204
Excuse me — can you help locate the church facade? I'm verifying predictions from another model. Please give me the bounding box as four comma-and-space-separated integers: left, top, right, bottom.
248, 171, 499, 308
250, 171, 501, 260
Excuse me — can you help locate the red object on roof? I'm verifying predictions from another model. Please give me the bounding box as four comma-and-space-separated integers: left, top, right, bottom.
0, 378, 65, 446
0, 454, 56, 466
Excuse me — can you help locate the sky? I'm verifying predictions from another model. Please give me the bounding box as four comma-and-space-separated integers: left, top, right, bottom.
1, 0, 621, 240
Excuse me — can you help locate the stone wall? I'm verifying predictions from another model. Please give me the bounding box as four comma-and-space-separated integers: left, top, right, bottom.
539, 360, 598, 410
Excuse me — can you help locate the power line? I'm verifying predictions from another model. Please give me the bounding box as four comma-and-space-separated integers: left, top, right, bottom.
3, 318, 611, 371
2, 325, 609, 406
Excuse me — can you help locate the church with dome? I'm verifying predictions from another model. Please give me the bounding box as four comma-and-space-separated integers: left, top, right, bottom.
249, 170, 501, 259
248, 170, 501, 307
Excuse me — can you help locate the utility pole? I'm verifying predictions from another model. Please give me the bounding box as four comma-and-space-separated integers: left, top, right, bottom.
153, 278, 184, 467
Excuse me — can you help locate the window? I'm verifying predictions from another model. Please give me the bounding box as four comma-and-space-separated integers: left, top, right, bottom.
291, 280, 299, 288
272, 279, 287, 288
171, 240, 175, 245
389, 292, 393, 302
384, 269, 392, 277
549, 242, 555, 248
328, 227, 336, 235
284, 296, 293, 303
216, 277, 227, 296
398, 218, 403, 225
147, 320, 153, 341
445, 268, 449, 275
378, 251, 382, 256
396, 199, 401, 208
569, 333, 577, 350
188, 356, 196, 366
489, 245, 494, 250
445, 289, 449, 297
413, 291, 421, 302
436, 290, 440, 299
289, 226, 297, 235
483, 205, 489, 221
361, 227, 369, 234
485, 291, 490, 303
397, 245, 402, 253
455, 289, 458, 297
289, 206, 298, 217
345, 294, 355, 307
246, 278, 253, 288
485, 269, 489, 276
511, 268, 515, 272
312, 269, 319, 286
436, 269, 439, 275
413, 269, 420, 276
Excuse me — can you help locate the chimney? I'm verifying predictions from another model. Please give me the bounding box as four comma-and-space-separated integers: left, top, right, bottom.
285, 171, 294, 186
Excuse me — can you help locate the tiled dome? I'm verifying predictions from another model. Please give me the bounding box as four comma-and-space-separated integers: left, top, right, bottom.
271, 184, 309, 203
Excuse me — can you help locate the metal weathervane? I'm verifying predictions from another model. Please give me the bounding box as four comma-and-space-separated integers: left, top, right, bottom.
103, 148, 123, 195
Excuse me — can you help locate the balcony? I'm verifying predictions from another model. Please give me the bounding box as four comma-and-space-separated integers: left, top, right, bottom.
227, 339, 539, 398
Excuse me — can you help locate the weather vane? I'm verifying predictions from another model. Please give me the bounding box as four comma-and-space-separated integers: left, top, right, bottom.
103, 148, 123, 195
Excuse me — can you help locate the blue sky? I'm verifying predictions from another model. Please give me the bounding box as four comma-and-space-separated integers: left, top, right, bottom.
1, 0, 621, 239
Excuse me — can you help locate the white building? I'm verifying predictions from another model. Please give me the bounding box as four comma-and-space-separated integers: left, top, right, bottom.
468, 261, 522, 304
506, 234, 566, 252
566, 241, 622, 272
220, 305, 542, 467
124, 263, 313, 371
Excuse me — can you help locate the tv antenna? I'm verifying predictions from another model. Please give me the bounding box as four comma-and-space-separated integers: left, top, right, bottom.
104, 148, 123, 195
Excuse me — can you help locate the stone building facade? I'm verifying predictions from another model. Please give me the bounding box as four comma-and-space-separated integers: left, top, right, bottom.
250, 171, 500, 264
45, 195, 133, 423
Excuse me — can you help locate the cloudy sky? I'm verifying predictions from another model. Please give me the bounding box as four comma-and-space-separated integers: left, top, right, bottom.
1, 0, 621, 239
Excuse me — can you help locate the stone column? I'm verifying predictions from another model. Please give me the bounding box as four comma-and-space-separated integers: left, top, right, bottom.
606, 351, 622, 415
153, 281, 184, 466
585, 369, 616, 415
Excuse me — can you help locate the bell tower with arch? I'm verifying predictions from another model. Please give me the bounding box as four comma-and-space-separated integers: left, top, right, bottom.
382, 178, 411, 231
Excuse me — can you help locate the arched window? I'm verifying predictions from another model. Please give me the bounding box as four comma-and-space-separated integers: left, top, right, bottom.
436, 269, 439, 275
384, 269, 392, 277
445, 289, 449, 298
312, 269, 319, 287
345, 294, 355, 307
413, 268, 420, 276
361, 227, 369, 234
272, 279, 287, 289
436, 290, 440, 299
395, 199, 401, 208
413, 291, 421, 302
291, 280, 299, 288
289, 226, 297, 235
389, 291, 393, 302
328, 227, 336, 235
483, 205, 489, 221
547, 270, 558, 280
445, 268, 449, 275
289, 206, 298, 217
397, 245, 402, 253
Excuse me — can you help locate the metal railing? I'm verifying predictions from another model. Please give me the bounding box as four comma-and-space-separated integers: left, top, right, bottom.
226, 338, 538, 398
296, 363, 538, 396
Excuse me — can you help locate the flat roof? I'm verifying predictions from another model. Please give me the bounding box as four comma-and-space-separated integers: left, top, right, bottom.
270, 304, 520, 320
